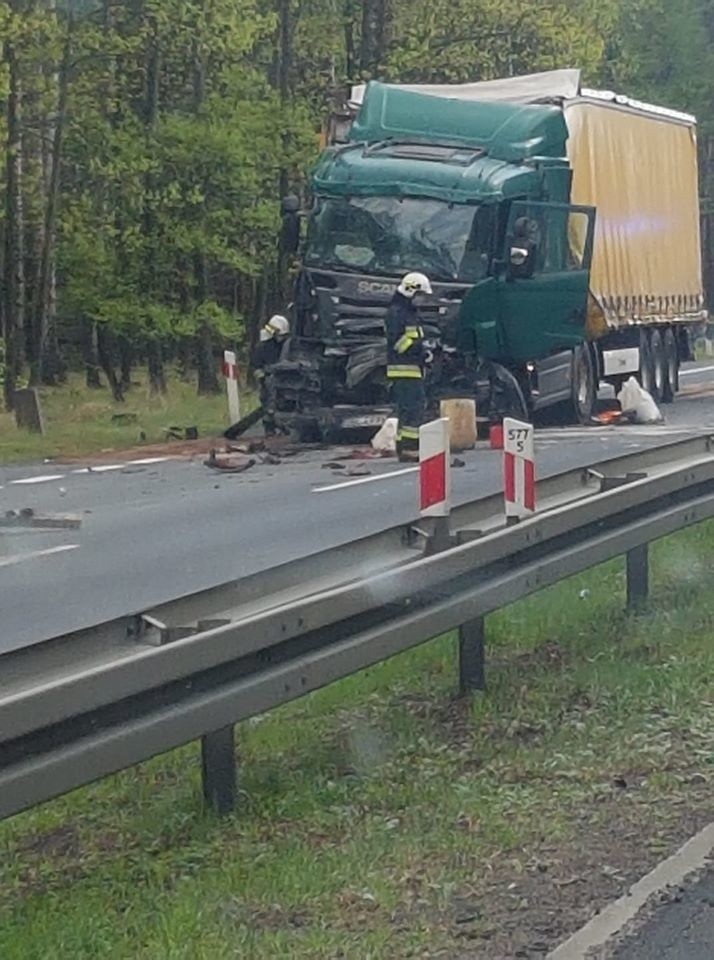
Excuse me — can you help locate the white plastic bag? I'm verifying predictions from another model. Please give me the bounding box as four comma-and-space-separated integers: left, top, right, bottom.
616, 376, 663, 424
371, 417, 398, 452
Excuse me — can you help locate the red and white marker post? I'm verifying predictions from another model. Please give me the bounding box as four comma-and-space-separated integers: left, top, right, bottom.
222, 350, 241, 425
503, 417, 535, 522
419, 417, 451, 517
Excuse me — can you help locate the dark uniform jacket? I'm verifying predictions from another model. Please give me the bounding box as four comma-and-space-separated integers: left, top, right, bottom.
385, 292, 425, 378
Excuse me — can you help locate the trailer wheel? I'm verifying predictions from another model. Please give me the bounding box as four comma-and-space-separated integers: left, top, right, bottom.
570, 344, 596, 424
649, 329, 666, 403
638, 330, 656, 399
662, 328, 679, 403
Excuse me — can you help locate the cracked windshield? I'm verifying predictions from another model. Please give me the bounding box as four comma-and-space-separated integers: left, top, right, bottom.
306, 196, 490, 281
1, 0, 713, 958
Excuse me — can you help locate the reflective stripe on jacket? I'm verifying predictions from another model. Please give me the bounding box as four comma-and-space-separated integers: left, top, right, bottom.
387, 364, 422, 379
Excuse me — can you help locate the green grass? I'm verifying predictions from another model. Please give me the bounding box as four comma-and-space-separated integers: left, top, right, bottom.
1, 526, 713, 958
0, 370, 252, 464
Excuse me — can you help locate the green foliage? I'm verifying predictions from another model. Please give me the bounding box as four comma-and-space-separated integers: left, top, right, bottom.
0, 0, 711, 400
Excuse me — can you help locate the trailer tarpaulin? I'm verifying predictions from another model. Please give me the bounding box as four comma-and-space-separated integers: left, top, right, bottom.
565, 98, 705, 329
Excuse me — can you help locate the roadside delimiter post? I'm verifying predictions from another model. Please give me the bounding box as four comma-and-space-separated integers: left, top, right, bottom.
459, 616, 486, 694
626, 543, 649, 611
201, 725, 236, 816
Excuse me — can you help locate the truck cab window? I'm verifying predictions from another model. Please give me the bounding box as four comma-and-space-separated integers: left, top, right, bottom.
305, 197, 490, 283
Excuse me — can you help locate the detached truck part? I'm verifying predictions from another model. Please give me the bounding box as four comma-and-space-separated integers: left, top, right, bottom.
272, 69, 707, 439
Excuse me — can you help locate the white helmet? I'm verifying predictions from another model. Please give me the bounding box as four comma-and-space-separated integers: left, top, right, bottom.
260, 314, 290, 341
397, 272, 433, 299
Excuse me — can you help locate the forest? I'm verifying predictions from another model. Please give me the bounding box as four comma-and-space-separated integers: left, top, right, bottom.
1, 0, 713, 409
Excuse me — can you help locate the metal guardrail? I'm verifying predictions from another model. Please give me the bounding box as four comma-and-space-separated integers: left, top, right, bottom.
2, 435, 714, 820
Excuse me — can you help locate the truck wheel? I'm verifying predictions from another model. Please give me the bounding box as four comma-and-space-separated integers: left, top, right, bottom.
488, 363, 529, 423
570, 344, 596, 424
649, 329, 666, 403
290, 422, 321, 443
662, 328, 679, 403
637, 330, 656, 399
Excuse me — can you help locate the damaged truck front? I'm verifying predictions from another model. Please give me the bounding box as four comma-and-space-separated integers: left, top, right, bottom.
270, 70, 706, 440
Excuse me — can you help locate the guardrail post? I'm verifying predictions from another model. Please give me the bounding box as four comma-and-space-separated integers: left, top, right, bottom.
459, 617, 486, 694
201, 725, 236, 816
626, 543, 649, 611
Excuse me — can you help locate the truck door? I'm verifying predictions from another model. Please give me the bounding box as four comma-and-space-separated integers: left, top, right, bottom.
495, 201, 596, 363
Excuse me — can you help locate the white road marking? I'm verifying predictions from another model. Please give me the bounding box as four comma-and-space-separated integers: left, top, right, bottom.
9, 473, 66, 485
6, 455, 172, 487
313, 465, 418, 493
0, 544, 80, 568
680, 364, 714, 377
548, 821, 714, 959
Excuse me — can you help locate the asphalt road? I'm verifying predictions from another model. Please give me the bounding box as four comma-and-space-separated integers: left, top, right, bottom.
611, 868, 714, 959
2, 360, 714, 654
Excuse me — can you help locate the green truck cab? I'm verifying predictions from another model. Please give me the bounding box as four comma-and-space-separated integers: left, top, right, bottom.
271, 72, 705, 439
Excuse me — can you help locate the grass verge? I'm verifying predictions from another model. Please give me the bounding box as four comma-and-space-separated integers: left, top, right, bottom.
0, 370, 247, 464
0, 524, 712, 959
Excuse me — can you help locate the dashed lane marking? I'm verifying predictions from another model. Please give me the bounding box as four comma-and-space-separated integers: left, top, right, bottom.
680, 364, 714, 377
8, 473, 66, 485
313, 465, 418, 493
0, 544, 80, 568
7, 456, 172, 486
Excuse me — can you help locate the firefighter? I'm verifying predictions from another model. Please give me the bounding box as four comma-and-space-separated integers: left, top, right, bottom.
251, 314, 289, 435
385, 272, 433, 461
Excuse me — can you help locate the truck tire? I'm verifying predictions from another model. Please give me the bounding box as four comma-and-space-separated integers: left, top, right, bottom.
649, 329, 666, 403
662, 328, 679, 403
569, 344, 596, 424
487, 363, 529, 423
637, 330, 656, 399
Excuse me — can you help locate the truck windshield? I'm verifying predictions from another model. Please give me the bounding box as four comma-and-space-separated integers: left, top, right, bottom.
305, 196, 490, 282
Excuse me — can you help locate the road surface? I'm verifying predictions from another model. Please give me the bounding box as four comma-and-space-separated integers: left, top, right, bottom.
2, 361, 714, 653
611, 868, 714, 959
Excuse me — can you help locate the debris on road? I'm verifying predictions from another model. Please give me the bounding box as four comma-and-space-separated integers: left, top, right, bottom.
451, 457, 466, 468
617, 377, 663, 424
223, 406, 264, 440
345, 465, 371, 477
203, 450, 255, 473
322, 461, 346, 470
371, 416, 398, 453
226, 439, 265, 455
1, 509, 82, 530
165, 425, 199, 441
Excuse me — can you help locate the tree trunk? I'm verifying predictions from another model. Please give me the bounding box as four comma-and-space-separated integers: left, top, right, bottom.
147, 339, 166, 395
359, 0, 390, 76
191, 23, 219, 396
3, 33, 25, 411
196, 325, 219, 394
142, 14, 163, 380
32, 3, 73, 386
344, 1, 356, 79
97, 325, 124, 401
84, 319, 102, 389
119, 337, 134, 390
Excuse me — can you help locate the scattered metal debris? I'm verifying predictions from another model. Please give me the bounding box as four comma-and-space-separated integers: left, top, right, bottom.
165, 425, 199, 441
1, 509, 82, 530
203, 450, 256, 473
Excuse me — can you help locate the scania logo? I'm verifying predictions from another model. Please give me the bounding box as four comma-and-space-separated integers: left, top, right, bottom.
357, 280, 395, 295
